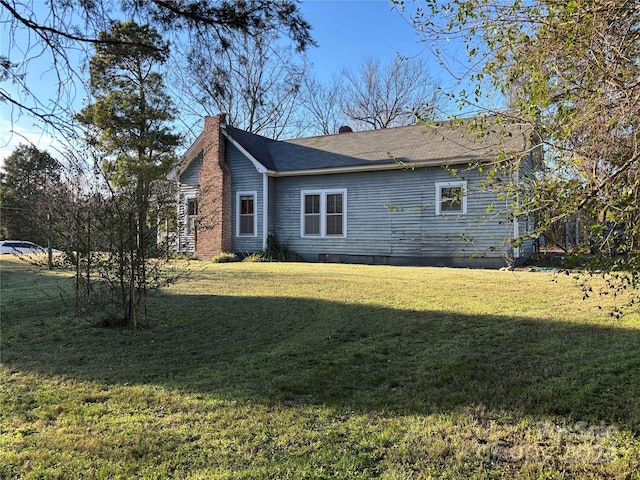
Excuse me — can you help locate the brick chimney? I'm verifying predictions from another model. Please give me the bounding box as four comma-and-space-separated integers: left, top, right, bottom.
196, 114, 232, 259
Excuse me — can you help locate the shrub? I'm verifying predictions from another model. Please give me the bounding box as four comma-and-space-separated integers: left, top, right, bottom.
242, 253, 264, 263
210, 252, 239, 264
258, 235, 302, 262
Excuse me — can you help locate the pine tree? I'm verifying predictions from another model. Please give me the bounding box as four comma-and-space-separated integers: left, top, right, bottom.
77, 20, 180, 328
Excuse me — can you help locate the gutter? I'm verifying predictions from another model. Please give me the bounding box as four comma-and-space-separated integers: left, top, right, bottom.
269, 155, 496, 177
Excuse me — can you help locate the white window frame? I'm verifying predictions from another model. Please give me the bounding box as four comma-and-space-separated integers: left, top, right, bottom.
435, 181, 467, 215
236, 191, 258, 237
300, 189, 347, 238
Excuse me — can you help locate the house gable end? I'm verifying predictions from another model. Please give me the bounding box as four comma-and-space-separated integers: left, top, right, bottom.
178, 150, 203, 186
175, 133, 204, 179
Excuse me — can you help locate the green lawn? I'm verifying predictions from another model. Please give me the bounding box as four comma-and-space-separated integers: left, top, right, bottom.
1, 257, 640, 479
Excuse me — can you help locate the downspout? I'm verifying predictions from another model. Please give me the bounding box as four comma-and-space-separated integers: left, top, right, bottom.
263, 173, 269, 250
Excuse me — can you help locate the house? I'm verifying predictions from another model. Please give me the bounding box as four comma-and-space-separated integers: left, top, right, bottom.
175, 114, 538, 268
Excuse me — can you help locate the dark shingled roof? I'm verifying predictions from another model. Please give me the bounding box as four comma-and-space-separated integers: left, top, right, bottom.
225, 120, 530, 173
224, 126, 278, 170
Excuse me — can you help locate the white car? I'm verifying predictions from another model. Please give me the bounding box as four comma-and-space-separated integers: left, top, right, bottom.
0, 240, 60, 255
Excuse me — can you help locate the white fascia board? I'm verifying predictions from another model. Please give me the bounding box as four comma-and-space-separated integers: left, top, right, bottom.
270, 155, 494, 177
221, 126, 272, 174
183, 132, 204, 160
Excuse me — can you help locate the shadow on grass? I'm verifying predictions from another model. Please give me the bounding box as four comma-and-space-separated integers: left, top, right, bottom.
2, 269, 640, 430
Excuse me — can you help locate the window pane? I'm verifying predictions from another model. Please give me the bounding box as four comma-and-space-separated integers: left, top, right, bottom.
305, 215, 320, 235
305, 194, 320, 214
188, 199, 198, 216
240, 196, 254, 215
240, 216, 254, 235
326, 193, 343, 214
326, 214, 343, 235
440, 187, 462, 212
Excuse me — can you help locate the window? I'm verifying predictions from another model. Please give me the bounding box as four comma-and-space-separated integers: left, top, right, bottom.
435, 181, 467, 215
186, 198, 198, 235
237, 191, 257, 237
301, 189, 346, 237
187, 198, 198, 216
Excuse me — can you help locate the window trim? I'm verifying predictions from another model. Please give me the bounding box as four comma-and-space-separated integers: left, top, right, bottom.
300, 189, 347, 238
435, 181, 467, 215
236, 191, 258, 237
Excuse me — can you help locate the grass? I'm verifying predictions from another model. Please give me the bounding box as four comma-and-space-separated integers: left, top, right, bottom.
1, 256, 640, 479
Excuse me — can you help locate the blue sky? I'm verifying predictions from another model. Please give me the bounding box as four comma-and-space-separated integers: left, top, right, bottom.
299, 0, 428, 80
0, 0, 443, 161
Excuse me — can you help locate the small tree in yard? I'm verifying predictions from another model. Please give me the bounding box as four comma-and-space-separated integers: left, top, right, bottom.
77, 20, 180, 328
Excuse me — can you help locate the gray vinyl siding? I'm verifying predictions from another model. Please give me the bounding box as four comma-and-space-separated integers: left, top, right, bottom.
177, 153, 202, 254
226, 143, 264, 253
270, 166, 514, 266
